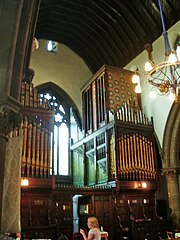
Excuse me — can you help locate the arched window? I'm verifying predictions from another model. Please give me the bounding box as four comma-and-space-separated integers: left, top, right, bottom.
37, 83, 81, 182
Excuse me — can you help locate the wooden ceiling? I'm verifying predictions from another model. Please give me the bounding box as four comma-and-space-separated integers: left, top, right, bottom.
35, 0, 180, 73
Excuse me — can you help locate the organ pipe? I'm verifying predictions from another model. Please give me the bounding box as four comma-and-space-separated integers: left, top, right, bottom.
117, 132, 156, 181
31, 122, 36, 177
20, 81, 54, 178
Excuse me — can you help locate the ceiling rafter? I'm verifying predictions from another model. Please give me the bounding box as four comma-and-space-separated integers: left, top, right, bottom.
50, 9, 123, 66
51, 4, 122, 63
112, 0, 145, 51
91, 1, 130, 54
57, 2, 127, 64
35, 0, 180, 74
98, 0, 135, 52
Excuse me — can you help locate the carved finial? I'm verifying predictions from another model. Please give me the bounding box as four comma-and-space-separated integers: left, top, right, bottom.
22, 68, 35, 84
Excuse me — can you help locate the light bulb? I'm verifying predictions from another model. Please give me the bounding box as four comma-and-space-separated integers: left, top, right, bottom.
135, 83, 142, 93
168, 52, 177, 64
132, 74, 140, 84
145, 61, 153, 72
141, 182, 147, 188
21, 178, 29, 186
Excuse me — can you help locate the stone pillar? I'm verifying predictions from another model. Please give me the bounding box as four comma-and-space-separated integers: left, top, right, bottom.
0, 107, 22, 234
162, 168, 180, 230
0, 134, 7, 232
0, 0, 40, 234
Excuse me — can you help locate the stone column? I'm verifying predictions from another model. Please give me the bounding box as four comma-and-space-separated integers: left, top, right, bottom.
162, 168, 180, 230
0, 134, 7, 232
0, 0, 40, 234
0, 107, 21, 233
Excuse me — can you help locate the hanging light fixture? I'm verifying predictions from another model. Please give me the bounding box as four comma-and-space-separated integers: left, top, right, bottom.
132, 0, 180, 102
132, 68, 142, 93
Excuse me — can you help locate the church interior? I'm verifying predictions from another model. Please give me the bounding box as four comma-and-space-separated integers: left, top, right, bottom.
0, 1, 180, 240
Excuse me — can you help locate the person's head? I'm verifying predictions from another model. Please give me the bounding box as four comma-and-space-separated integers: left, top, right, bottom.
87, 217, 99, 229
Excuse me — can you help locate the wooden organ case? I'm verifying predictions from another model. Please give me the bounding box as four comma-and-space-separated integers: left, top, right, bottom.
71, 65, 172, 240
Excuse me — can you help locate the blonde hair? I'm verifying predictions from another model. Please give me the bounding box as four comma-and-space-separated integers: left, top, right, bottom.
88, 217, 99, 228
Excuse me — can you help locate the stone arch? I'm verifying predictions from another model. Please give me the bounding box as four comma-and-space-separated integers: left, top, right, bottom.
162, 100, 180, 168
35, 81, 82, 130
162, 99, 180, 230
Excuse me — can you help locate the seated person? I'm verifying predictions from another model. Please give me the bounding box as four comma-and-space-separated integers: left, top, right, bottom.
80, 217, 101, 240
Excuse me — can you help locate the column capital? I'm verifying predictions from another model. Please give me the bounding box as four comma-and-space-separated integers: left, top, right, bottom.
161, 167, 180, 178
0, 105, 21, 136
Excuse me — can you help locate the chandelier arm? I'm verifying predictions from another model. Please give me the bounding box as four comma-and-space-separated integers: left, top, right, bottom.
169, 66, 177, 86
149, 65, 170, 82
177, 66, 180, 83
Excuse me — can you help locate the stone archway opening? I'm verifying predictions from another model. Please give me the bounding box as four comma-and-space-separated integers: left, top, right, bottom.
162, 100, 180, 230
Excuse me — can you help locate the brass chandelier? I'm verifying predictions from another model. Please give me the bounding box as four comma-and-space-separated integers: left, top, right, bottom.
132, 0, 180, 102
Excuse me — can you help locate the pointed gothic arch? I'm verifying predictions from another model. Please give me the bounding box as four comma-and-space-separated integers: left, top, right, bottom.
162, 100, 180, 168
162, 100, 180, 228
36, 82, 82, 129
35, 82, 82, 180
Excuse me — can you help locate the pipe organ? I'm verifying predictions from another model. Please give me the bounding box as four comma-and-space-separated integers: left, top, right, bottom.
19, 65, 172, 240
20, 81, 54, 178
110, 121, 156, 182
70, 65, 171, 240
72, 65, 157, 186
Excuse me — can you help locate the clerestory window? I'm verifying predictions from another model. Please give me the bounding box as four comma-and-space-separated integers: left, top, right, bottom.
47, 40, 58, 53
